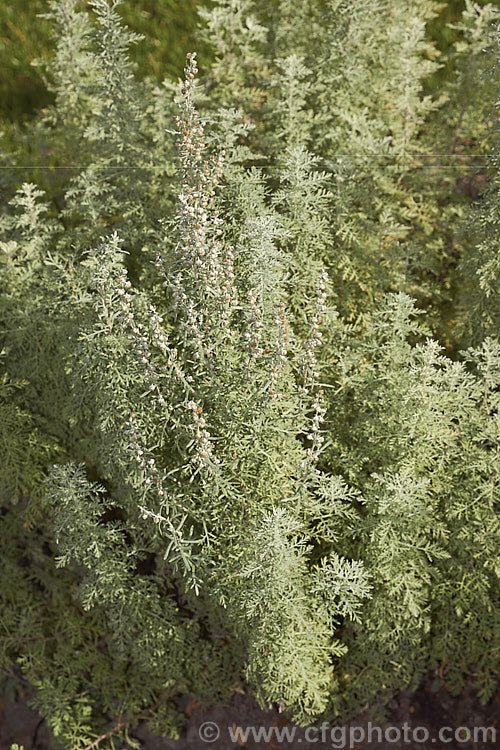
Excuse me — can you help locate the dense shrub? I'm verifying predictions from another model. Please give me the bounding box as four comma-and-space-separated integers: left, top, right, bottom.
1, 1, 498, 747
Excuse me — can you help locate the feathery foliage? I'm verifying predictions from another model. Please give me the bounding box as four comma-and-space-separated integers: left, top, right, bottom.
1, 1, 499, 746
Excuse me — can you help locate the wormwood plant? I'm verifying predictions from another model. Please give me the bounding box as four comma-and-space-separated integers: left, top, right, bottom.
319, 294, 500, 713
0, 1, 499, 748
1, 24, 371, 745
199, 0, 497, 342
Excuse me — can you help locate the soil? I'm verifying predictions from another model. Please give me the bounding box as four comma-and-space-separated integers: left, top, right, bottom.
1, 675, 499, 750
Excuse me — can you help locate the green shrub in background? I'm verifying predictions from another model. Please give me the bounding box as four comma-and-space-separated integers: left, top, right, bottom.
0, 0, 197, 252
0, 1, 499, 748
0, 0, 53, 121
0, 1, 491, 123
0, 0, 205, 121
